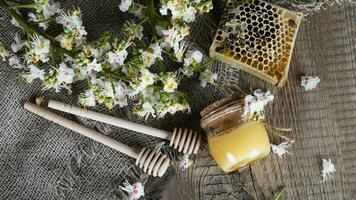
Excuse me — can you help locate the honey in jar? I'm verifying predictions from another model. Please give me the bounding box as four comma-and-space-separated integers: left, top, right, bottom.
201, 99, 270, 172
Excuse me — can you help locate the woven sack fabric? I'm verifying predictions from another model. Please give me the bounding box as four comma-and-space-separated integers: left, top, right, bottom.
0, 0, 329, 199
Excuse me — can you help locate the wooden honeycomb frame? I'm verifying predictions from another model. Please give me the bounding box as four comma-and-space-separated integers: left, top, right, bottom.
210, 0, 302, 87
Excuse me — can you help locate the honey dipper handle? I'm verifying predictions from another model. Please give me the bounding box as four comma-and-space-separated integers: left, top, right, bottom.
24, 102, 138, 159
48, 100, 171, 140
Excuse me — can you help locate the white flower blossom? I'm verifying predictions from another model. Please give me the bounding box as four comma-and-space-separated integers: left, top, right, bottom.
183, 6, 197, 23
119, 180, 144, 200
124, 22, 143, 40
321, 159, 336, 182
159, 6, 168, 15
136, 102, 156, 119
8, 56, 24, 69
179, 154, 193, 170
89, 47, 100, 58
55, 11, 74, 30
199, 69, 217, 87
28, 12, 49, 29
149, 43, 162, 60
119, 0, 133, 12
79, 90, 96, 107
162, 27, 180, 48
113, 81, 128, 107
31, 35, 50, 56
184, 50, 203, 67
28, 65, 45, 81
157, 102, 190, 117
139, 69, 156, 89
107, 49, 128, 66
56, 10, 87, 38
87, 58, 102, 73
73, 64, 88, 81
163, 77, 178, 93
11, 33, 27, 53
159, 1, 201, 23
243, 89, 274, 120
127, 83, 141, 97
174, 42, 187, 62
56, 34, 74, 51
142, 87, 160, 103
141, 51, 155, 67
128, 3, 144, 19
41, 1, 60, 19
271, 140, 294, 158
58, 62, 74, 84
301, 75, 320, 91
0, 43, 10, 61
11, 17, 20, 28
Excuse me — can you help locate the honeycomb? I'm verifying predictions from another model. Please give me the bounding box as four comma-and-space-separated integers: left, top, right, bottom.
210, 0, 302, 87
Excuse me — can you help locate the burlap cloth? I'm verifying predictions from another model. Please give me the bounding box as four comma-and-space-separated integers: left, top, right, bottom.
0, 0, 330, 199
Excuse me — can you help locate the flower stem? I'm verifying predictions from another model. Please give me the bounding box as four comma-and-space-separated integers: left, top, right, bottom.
103, 69, 130, 82
272, 186, 285, 200
0, 0, 76, 57
33, 16, 55, 24
145, 0, 169, 27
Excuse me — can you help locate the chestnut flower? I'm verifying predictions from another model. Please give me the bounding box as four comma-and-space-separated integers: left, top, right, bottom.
86, 58, 102, 73
107, 49, 128, 66
58, 62, 74, 84
141, 51, 156, 67
119, 180, 144, 200
135, 101, 156, 119
79, 90, 96, 107
56, 34, 74, 51
271, 135, 295, 158
199, 69, 217, 87
8, 56, 24, 69
321, 159, 336, 182
162, 73, 178, 93
56, 9, 87, 38
119, 0, 133, 12
31, 35, 50, 57
0, 42, 10, 61
27, 0, 60, 30
149, 43, 163, 60
243, 89, 274, 121
2, 0, 213, 119
11, 33, 27, 53
139, 69, 157, 89
301, 75, 320, 91
25, 65, 45, 82
179, 154, 194, 170
183, 50, 203, 67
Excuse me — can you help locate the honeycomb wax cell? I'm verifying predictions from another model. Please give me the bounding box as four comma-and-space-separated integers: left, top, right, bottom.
209, 0, 302, 87
200, 99, 271, 173
208, 121, 270, 172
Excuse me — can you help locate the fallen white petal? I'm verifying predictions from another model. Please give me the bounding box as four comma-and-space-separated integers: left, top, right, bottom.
321, 159, 336, 182
301, 75, 320, 91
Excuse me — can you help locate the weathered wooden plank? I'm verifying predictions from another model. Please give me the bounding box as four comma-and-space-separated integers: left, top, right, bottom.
163, 3, 356, 200
237, 3, 356, 200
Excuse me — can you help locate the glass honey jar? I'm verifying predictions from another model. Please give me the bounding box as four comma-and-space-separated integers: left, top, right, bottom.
201, 99, 270, 173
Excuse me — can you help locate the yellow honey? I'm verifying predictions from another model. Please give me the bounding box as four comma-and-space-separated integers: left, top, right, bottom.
208, 121, 270, 172
201, 99, 270, 172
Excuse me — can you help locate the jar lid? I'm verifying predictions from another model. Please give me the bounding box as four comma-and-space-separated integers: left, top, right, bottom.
200, 96, 242, 118
200, 96, 245, 135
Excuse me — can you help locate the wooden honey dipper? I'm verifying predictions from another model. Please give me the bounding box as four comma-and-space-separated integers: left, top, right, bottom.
24, 102, 170, 177
48, 100, 202, 154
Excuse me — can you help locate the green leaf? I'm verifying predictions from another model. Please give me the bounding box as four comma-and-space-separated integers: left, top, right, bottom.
272, 186, 285, 200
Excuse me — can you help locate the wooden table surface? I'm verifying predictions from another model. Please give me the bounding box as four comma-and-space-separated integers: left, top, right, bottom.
163, 2, 356, 200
